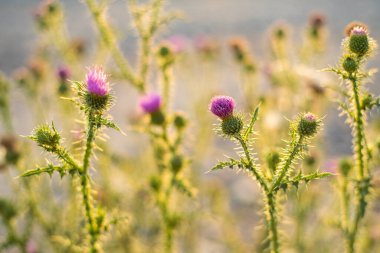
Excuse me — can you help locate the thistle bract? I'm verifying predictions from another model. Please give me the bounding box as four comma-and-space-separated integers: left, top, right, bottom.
209, 96, 235, 119
349, 26, 369, 56
31, 124, 61, 152
221, 115, 243, 136
342, 56, 358, 73
297, 112, 319, 137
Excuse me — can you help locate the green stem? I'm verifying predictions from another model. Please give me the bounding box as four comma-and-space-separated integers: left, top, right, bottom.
346, 76, 369, 253
270, 136, 303, 193
84, 0, 142, 91
161, 66, 172, 114
265, 193, 280, 253
236, 135, 268, 192
81, 111, 99, 253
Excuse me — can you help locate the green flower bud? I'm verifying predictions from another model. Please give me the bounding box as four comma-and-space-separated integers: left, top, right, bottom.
349, 27, 369, 56
297, 113, 319, 137
150, 176, 161, 192
342, 56, 358, 73
221, 115, 243, 136
339, 158, 352, 177
150, 110, 165, 125
170, 155, 184, 174
173, 112, 187, 129
31, 124, 61, 152
266, 151, 280, 173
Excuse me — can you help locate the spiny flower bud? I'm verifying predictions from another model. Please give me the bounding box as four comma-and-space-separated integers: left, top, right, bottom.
85, 66, 110, 111
157, 42, 175, 68
221, 115, 243, 136
348, 26, 369, 56
170, 154, 184, 174
173, 112, 187, 130
209, 96, 235, 119
297, 112, 319, 137
339, 158, 352, 177
31, 124, 61, 152
342, 55, 358, 73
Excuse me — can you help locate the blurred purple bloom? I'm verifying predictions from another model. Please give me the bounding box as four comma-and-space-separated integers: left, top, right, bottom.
166, 35, 187, 53
57, 66, 70, 81
140, 93, 161, 113
26, 240, 38, 253
209, 95, 235, 119
86, 66, 109, 96
303, 112, 316, 122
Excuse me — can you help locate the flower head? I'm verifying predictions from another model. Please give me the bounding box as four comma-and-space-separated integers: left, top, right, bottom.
86, 66, 109, 96
139, 93, 162, 114
57, 66, 70, 81
350, 26, 367, 36
167, 35, 187, 54
297, 112, 319, 137
209, 96, 235, 119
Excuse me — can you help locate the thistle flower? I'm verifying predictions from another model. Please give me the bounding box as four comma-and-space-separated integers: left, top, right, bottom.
297, 112, 319, 137
86, 66, 109, 96
57, 66, 71, 81
139, 93, 162, 114
166, 35, 187, 54
209, 96, 235, 119
347, 24, 370, 56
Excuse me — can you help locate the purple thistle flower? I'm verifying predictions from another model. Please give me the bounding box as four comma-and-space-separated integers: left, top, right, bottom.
303, 112, 316, 122
351, 26, 367, 36
139, 93, 161, 114
57, 66, 70, 81
86, 66, 109, 96
209, 95, 235, 119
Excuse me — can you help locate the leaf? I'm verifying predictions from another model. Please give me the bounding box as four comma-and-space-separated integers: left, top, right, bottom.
210, 158, 242, 172
20, 163, 67, 178
99, 117, 125, 134
243, 104, 260, 141
172, 177, 196, 197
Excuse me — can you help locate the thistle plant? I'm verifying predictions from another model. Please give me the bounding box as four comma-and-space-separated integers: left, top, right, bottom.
209, 95, 330, 253
21, 66, 121, 253
327, 23, 378, 253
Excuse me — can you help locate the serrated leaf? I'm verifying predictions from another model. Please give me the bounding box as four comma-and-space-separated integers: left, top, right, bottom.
210, 158, 241, 172
20, 164, 67, 178
243, 105, 260, 141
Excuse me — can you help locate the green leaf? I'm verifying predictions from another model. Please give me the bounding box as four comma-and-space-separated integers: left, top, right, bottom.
20, 163, 67, 178
243, 105, 260, 141
172, 177, 196, 197
99, 117, 124, 134
210, 158, 242, 172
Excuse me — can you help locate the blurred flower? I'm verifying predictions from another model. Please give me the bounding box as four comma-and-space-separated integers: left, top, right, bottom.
26, 240, 38, 253
209, 96, 235, 119
139, 93, 162, 114
194, 36, 219, 57
57, 66, 71, 81
86, 66, 109, 96
166, 35, 187, 54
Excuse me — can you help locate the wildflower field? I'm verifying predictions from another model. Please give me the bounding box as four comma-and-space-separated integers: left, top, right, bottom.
1, 0, 380, 252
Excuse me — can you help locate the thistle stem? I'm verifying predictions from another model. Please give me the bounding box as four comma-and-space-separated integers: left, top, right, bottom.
81, 110, 99, 253
236, 135, 268, 192
270, 136, 303, 193
84, 0, 142, 91
265, 193, 280, 253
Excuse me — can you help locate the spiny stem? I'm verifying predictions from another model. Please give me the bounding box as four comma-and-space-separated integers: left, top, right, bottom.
161, 66, 172, 114
270, 135, 303, 193
84, 0, 142, 91
346, 76, 369, 253
265, 193, 280, 253
81, 110, 99, 253
236, 135, 268, 192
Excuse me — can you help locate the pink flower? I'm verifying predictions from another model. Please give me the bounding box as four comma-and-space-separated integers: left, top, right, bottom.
351, 26, 367, 36
139, 93, 162, 113
166, 35, 187, 54
86, 66, 109, 96
209, 96, 235, 119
